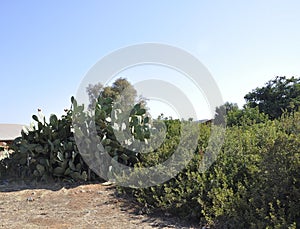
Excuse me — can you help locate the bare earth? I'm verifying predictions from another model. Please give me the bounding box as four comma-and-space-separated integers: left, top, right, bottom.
0, 181, 198, 229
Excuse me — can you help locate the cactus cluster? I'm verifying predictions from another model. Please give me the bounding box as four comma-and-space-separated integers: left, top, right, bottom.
72, 95, 152, 181
8, 108, 90, 181
4, 95, 151, 182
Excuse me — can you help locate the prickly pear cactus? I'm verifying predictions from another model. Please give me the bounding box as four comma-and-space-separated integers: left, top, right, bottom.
72, 95, 152, 181
9, 109, 90, 181
7, 95, 152, 182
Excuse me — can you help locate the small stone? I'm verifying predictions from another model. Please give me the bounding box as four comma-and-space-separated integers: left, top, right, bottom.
26, 196, 34, 202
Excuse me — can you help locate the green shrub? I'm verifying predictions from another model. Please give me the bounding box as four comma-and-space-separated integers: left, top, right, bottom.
118, 112, 300, 228
117, 121, 211, 219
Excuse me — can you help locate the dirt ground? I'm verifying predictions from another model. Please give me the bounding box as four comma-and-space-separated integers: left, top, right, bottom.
0, 180, 199, 229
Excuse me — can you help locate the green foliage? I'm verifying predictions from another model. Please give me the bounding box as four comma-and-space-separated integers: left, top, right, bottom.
68, 92, 152, 182
113, 118, 200, 188
86, 78, 138, 111
245, 76, 300, 119
2, 78, 149, 182
215, 102, 239, 125
117, 121, 210, 217
118, 112, 300, 228
7, 110, 91, 181
226, 106, 269, 127
215, 102, 269, 127
2, 76, 300, 228
138, 119, 182, 166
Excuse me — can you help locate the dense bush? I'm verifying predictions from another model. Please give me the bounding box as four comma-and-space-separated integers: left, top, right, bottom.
199, 118, 299, 228
118, 112, 300, 228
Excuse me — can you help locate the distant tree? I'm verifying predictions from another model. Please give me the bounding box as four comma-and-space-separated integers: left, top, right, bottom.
109, 78, 137, 110
214, 102, 239, 126
244, 76, 300, 119
86, 78, 137, 110
86, 82, 103, 110
215, 102, 239, 115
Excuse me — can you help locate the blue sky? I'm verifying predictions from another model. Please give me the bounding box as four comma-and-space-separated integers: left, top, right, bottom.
1, 1, 300, 124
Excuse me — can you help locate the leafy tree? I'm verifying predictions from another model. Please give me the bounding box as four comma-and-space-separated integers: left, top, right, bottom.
86, 78, 137, 110
215, 102, 268, 127
86, 82, 103, 110
214, 102, 239, 125
226, 106, 269, 127
244, 76, 300, 119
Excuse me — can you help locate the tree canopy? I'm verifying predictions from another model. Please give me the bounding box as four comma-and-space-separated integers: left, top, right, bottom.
86, 78, 137, 110
244, 76, 300, 119
215, 102, 268, 127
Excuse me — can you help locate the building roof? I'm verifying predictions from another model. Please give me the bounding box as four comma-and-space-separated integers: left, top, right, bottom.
0, 124, 24, 141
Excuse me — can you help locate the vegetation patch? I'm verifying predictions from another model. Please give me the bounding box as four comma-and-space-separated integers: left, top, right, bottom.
1, 76, 299, 228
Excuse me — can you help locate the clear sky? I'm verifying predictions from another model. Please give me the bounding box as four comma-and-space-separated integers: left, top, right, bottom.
1, 1, 300, 124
